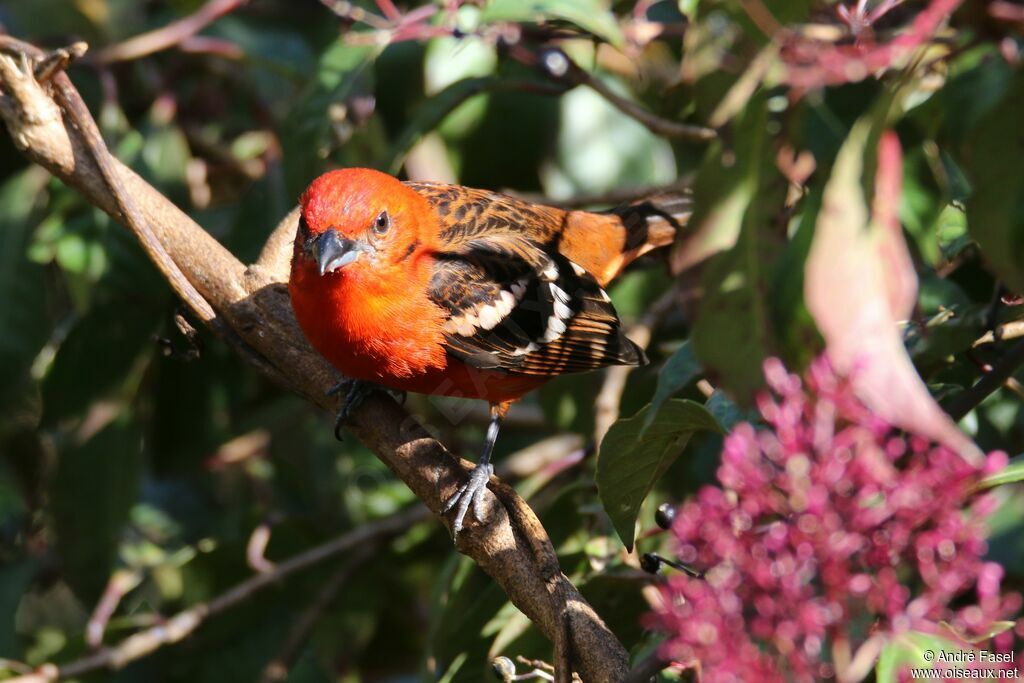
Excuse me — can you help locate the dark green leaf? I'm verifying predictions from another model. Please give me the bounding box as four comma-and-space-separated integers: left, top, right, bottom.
431, 558, 514, 683
282, 40, 381, 197
50, 417, 142, 601
769, 182, 822, 370
705, 390, 759, 431
906, 303, 986, 379
691, 95, 783, 403
597, 400, 721, 549
643, 341, 701, 430
0, 560, 35, 657
41, 297, 162, 424
387, 76, 500, 174
0, 169, 50, 415
935, 49, 1013, 149
963, 72, 1024, 292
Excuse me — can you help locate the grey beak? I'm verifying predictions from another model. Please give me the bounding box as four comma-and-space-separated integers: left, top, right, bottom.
315, 229, 362, 276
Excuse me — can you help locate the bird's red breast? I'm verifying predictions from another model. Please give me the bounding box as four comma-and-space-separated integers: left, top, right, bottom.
288, 168, 689, 404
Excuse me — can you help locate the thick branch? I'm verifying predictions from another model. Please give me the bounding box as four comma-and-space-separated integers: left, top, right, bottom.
0, 38, 628, 682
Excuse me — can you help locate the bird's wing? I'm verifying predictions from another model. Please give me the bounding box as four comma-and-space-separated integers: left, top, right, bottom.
406, 181, 564, 260
411, 183, 645, 376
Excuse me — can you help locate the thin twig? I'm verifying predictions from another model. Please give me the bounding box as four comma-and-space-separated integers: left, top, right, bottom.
972, 320, 1024, 348
318, 0, 392, 30
85, 570, 142, 648
92, 0, 248, 64
623, 650, 671, 683
594, 286, 680, 444
946, 340, 1024, 421
535, 48, 717, 143
246, 522, 276, 573
9, 508, 426, 683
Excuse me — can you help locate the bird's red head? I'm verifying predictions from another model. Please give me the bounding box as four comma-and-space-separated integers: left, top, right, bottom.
292, 168, 434, 284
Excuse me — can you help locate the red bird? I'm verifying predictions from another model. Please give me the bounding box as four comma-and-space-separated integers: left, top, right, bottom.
289, 168, 688, 533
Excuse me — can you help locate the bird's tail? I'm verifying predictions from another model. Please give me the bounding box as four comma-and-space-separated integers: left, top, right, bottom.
560, 190, 692, 286
611, 190, 693, 254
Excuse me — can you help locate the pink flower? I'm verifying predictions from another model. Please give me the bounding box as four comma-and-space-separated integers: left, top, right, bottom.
650, 357, 1020, 681
780, 0, 962, 92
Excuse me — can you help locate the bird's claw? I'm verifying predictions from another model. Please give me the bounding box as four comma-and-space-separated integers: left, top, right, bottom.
326, 379, 374, 440
326, 381, 408, 440
443, 461, 494, 536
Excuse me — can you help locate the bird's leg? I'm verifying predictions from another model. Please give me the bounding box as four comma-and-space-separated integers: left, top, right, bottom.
443, 402, 507, 536
326, 380, 407, 439
326, 379, 375, 440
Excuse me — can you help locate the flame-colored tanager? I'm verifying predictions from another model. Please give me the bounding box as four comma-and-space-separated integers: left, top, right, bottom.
289, 168, 689, 534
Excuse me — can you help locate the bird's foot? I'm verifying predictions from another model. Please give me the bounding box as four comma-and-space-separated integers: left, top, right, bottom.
326, 380, 408, 439
443, 460, 495, 537
326, 379, 375, 440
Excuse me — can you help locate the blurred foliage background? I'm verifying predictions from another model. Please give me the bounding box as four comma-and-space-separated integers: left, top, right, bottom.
0, 0, 1022, 681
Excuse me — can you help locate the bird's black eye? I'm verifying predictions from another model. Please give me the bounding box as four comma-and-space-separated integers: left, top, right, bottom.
373, 210, 390, 235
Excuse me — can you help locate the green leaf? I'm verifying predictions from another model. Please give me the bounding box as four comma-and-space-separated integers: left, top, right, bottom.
963, 71, 1024, 292
643, 341, 701, 430
705, 390, 759, 431
875, 631, 955, 682
678, 0, 699, 20
431, 558, 514, 683
41, 295, 163, 424
691, 95, 782, 403
480, 0, 624, 47
50, 417, 142, 602
282, 39, 381, 197
0, 560, 35, 657
934, 49, 1013, 149
771, 214, 823, 369
597, 400, 721, 550
210, 17, 315, 83
906, 302, 986, 379
387, 76, 500, 174
0, 169, 51, 415
976, 455, 1024, 491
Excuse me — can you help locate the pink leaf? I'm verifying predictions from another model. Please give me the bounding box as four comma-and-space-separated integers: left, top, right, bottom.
804, 128, 982, 463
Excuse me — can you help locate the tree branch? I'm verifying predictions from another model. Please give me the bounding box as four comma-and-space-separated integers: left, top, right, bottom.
535, 48, 717, 143
258, 552, 373, 683
946, 339, 1024, 421
622, 650, 671, 683
8, 507, 423, 682
0, 38, 629, 683
972, 319, 1024, 347
91, 0, 249, 64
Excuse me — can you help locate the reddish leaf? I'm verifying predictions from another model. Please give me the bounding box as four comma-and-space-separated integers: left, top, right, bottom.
804, 127, 981, 463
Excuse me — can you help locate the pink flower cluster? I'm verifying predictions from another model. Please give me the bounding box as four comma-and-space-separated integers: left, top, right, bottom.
781, 0, 962, 91
652, 357, 1020, 682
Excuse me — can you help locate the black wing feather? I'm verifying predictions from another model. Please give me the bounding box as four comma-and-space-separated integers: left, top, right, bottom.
428, 245, 645, 377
